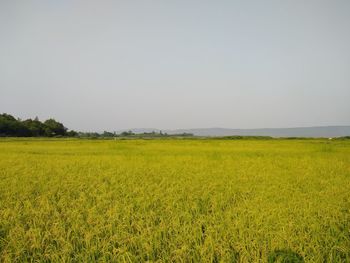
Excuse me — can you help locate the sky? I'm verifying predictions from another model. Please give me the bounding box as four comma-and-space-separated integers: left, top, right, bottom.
1, 0, 350, 131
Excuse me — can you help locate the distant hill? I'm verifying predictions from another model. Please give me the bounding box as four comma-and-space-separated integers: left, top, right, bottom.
120, 126, 350, 138
164, 126, 350, 138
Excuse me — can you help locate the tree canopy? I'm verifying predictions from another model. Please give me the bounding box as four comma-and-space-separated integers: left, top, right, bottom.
0, 113, 72, 137
0, 113, 194, 138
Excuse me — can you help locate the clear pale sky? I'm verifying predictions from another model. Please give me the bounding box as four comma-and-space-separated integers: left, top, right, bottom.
1, 1, 349, 131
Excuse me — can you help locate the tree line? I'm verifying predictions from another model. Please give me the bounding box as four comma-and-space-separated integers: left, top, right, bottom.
0, 113, 77, 137
0, 113, 194, 138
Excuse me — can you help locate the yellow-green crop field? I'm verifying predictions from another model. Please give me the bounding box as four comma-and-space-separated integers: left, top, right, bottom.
0, 139, 350, 262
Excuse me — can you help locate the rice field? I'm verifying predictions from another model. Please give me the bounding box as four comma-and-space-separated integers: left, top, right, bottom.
0, 138, 349, 262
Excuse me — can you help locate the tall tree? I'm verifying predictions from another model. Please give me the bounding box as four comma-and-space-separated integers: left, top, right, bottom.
44, 119, 67, 136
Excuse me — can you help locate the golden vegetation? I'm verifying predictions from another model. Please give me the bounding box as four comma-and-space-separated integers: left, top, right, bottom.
0, 139, 349, 262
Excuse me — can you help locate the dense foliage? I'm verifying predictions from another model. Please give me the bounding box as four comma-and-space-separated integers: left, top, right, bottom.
0, 113, 193, 138
0, 139, 349, 262
0, 113, 76, 137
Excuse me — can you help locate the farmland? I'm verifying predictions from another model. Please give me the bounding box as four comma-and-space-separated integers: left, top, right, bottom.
0, 139, 349, 262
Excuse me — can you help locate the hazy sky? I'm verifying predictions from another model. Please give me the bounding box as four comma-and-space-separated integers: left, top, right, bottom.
1, 0, 349, 131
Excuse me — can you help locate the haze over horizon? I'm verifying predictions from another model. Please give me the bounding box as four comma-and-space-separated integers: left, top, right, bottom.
1, 0, 350, 131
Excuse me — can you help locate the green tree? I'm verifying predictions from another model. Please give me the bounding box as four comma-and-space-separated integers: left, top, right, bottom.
0, 114, 31, 136
66, 130, 78, 137
22, 118, 46, 136
44, 119, 67, 136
